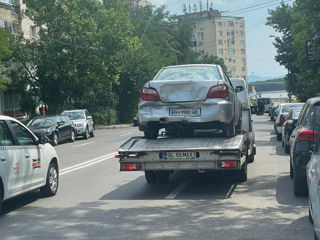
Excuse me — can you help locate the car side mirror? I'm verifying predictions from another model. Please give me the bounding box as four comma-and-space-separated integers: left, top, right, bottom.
57, 121, 64, 126
39, 136, 50, 144
87, 116, 92, 120
235, 86, 244, 93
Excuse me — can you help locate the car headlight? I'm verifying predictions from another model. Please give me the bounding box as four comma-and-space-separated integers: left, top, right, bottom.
76, 123, 84, 127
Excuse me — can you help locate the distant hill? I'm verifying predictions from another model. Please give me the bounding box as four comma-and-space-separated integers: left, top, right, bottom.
248, 75, 284, 83
248, 78, 286, 92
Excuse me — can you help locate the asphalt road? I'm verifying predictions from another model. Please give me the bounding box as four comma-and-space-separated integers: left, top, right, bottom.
0, 115, 314, 240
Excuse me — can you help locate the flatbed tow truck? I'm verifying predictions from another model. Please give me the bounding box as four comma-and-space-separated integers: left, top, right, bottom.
117, 105, 256, 183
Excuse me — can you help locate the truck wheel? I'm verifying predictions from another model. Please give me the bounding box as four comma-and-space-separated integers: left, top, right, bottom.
144, 126, 159, 139
157, 171, 170, 183
235, 160, 247, 182
145, 171, 157, 184
83, 127, 90, 139
293, 170, 307, 197
40, 163, 59, 197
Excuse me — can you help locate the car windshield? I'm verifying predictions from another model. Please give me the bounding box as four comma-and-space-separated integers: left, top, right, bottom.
155, 66, 221, 81
64, 111, 85, 120
27, 117, 56, 127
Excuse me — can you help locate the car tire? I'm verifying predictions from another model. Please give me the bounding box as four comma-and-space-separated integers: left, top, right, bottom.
52, 132, 59, 146
90, 130, 94, 138
235, 160, 247, 182
157, 171, 170, 183
70, 130, 75, 142
293, 169, 307, 197
144, 126, 159, 139
247, 153, 254, 163
145, 171, 157, 184
40, 162, 59, 197
277, 132, 282, 141
0, 185, 3, 215
83, 127, 89, 140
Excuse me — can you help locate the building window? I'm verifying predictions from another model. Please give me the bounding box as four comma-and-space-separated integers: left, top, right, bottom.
239, 22, 244, 28
4, 88, 21, 110
240, 40, 245, 47
227, 39, 234, 45
241, 58, 246, 65
228, 66, 236, 72
197, 32, 204, 39
192, 41, 197, 47
200, 50, 205, 55
197, 23, 203, 30
241, 49, 245, 54
233, 59, 236, 63
228, 58, 232, 63
217, 22, 222, 27
198, 41, 204, 47
240, 31, 245, 37
218, 49, 223, 54
0, 19, 5, 28
228, 48, 235, 55
227, 21, 234, 27
227, 30, 234, 36
218, 39, 223, 45
217, 30, 222, 36
241, 67, 246, 72
30, 26, 37, 38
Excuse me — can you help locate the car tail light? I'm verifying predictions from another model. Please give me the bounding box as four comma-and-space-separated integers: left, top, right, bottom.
280, 114, 286, 124
140, 87, 160, 101
298, 130, 318, 142
120, 163, 142, 171
217, 161, 238, 168
206, 84, 229, 99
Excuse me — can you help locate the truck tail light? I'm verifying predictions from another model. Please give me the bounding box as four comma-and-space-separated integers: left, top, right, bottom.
206, 84, 229, 99
298, 130, 318, 142
141, 87, 160, 101
217, 161, 238, 168
279, 114, 286, 124
121, 163, 142, 171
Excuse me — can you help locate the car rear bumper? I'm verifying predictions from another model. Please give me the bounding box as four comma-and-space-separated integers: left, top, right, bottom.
138, 99, 234, 127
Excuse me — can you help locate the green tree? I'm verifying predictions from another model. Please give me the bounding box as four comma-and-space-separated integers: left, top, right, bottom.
0, 29, 12, 90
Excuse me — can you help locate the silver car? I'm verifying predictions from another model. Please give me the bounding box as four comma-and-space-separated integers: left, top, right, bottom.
138, 64, 242, 139
62, 109, 94, 139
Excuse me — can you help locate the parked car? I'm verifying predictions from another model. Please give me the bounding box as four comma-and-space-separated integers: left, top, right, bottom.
307, 137, 320, 240
138, 64, 243, 139
27, 115, 75, 146
289, 98, 320, 196
0, 115, 59, 213
274, 103, 304, 140
281, 107, 302, 153
62, 109, 94, 139
270, 102, 280, 121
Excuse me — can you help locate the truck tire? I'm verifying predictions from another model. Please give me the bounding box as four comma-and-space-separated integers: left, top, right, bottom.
144, 126, 159, 139
157, 171, 170, 183
145, 171, 157, 184
40, 163, 59, 197
293, 171, 307, 197
235, 160, 247, 182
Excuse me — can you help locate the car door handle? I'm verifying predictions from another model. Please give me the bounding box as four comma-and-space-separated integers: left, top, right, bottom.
25, 153, 30, 158
0, 156, 6, 162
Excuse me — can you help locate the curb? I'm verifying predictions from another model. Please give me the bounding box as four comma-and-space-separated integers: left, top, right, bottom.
94, 124, 134, 130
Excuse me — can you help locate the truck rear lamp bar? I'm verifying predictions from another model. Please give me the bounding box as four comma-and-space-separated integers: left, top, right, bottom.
217, 161, 238, 168
212, 150, 239, 155
121, 163, 142, 171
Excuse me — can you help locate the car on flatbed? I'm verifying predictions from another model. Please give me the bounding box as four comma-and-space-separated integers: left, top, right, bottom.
138, 64, 243, 139
0, 115, 59, 213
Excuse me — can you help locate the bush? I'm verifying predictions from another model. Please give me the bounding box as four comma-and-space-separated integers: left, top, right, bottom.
93, 108, 117, 125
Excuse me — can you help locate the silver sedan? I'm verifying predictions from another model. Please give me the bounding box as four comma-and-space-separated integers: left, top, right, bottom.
138, 64, 242, 139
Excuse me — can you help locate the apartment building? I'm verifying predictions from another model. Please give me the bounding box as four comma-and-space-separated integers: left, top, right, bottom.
124, 0, 152, 7
179, 10, 247, 81
0, 0, 35, 116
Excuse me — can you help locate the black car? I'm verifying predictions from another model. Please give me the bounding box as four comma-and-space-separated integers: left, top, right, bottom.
289, 98, 320, 196
27, 115, 75, 146
282, 107, 302, 153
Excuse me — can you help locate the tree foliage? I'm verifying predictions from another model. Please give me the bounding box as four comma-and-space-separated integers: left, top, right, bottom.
0, 29, 12, 90
267, 0, 320, 101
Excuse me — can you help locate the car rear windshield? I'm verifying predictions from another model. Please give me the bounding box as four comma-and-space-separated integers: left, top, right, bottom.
64, 111, 85, 120
293, 109, 302, 119
27, 117, 56, 127
281, 104, 304, 113
155, 66, 221, 81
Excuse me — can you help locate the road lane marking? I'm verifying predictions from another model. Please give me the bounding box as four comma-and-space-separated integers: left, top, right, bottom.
72, 142, 95, 148
60, 152, 117, 175
120, 133, 134, 137
166, 181, 189, 199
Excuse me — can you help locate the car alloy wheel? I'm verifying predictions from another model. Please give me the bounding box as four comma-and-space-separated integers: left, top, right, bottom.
49, 166, 58, 193
70, 131, 75, 142
52, 132, 59, 146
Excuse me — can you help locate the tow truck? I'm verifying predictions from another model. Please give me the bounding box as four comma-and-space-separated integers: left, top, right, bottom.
118, 79, 256, 183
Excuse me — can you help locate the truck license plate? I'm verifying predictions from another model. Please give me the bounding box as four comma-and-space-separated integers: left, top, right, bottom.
169, 108, 201, 117
163, 152, 196, 160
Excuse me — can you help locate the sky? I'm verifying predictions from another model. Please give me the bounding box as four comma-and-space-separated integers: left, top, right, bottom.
148, 0, 288, 78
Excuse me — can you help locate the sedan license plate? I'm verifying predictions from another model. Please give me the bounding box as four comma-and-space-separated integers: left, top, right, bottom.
163, 152, 196, 160
169, 108, 201, 117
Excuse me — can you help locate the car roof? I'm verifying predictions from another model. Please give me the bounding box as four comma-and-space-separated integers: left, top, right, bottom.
307, 97, 320, 105
62, 109, 86, 112
162, 64, 219, 69
0, 115, 18, 121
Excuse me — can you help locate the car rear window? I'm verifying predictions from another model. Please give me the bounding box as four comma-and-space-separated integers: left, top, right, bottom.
281, 104, 304, 113
293, 109, 302, 119
155, 66, 221, 81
